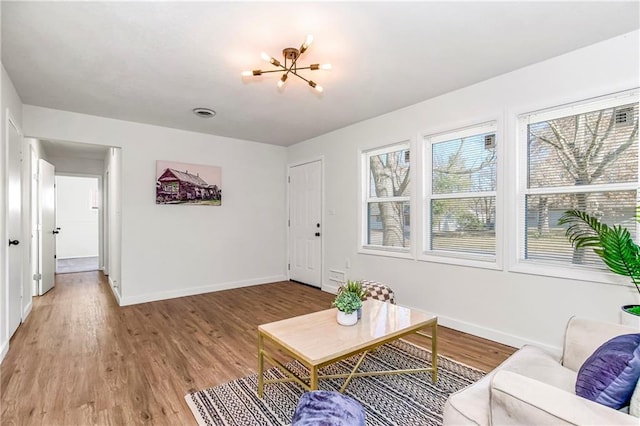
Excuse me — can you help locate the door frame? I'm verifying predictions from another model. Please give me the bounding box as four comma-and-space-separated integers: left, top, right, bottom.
287, 157, 324, 289
29, 145, 39, 298
53, 172, 104, 273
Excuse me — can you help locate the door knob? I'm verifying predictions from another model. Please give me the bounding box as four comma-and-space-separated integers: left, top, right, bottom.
52, 228, 60, 234
315, 232, 320, 237
8, 239, 19, 246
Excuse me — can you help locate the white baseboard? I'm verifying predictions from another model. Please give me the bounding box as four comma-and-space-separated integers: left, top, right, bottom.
321, 282, 340, 295
108, 276, 121, 305
22, 301, 33, 321
0, 339, 8, 364
433, 314, 561, 355
118, 275, 288, 306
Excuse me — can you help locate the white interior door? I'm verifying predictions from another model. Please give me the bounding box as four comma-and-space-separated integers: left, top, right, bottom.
39, 159, 56, 295
7, 117, 23, 337
289, 160, 322, 288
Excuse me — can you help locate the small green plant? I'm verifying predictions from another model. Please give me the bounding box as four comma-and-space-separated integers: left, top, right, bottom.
339, 280, 368, 301
332, 291, 362, 314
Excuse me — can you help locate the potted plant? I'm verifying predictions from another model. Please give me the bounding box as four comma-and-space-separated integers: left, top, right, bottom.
559, 208, 640, 326
339, 280, 368, 318
332, 291, 362, 326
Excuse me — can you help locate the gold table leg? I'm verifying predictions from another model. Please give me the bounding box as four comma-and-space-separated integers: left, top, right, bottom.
310, 365, 318, 391
258, 332, 264, 397
339, 350, 369, 393
431, 321, 438, 383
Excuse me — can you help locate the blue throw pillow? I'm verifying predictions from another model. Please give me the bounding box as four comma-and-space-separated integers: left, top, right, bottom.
576, 333, 640, 409
292, 390, 365, 426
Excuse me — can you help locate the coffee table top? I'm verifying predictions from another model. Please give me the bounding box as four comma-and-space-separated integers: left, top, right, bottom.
258, 299, 436, 366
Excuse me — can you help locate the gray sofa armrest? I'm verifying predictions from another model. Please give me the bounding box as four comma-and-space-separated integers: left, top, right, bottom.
490, 370, 637, 425
561, 316, 638, 372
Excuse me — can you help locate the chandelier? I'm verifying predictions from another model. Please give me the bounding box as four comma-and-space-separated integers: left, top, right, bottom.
241, 35, 331, 93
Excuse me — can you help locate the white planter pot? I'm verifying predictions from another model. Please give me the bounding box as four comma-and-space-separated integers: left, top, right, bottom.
620, 305, 640, 328
337, 310, 358, 326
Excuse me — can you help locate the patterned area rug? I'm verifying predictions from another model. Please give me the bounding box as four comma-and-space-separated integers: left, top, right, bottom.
185, 339, 485, 426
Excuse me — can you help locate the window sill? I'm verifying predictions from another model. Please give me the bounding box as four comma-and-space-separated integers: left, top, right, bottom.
358, 246, 413, 260
509, 260, 629, 285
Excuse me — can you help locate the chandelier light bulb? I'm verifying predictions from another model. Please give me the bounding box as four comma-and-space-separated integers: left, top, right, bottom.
277, 74, 288, 88
308, 80, 323, 93
243, 36, 329, 93
304, 34, 314, 48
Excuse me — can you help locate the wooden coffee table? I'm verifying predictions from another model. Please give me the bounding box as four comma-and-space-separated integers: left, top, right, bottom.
257, 299, 437, 397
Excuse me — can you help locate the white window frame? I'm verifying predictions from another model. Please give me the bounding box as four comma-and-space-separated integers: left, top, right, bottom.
360, 141, 413, 258
511, 89, 640, 283
420, 121, 501, 269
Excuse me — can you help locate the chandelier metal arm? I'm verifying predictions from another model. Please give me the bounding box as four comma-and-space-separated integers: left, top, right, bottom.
242, 35, 327, 92
254, 65, 320, 75
279, 41, 306, 81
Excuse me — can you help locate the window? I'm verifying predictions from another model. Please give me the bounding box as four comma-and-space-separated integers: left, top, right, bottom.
363, 143, 410, 251
424, 123, 498, 259
519, 91, 639, 269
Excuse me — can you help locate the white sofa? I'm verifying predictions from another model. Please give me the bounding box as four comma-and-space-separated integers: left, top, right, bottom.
443, 317, 638, 425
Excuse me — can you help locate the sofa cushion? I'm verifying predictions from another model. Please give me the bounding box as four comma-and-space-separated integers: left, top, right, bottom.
576, 333, 640, 409
444, 344, 576, 425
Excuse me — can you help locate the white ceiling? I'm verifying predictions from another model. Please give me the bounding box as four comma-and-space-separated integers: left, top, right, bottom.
39, 139, 111, 161
3, 1, 639, 147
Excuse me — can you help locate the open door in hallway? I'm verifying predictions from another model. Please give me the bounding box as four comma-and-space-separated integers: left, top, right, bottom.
39, 159, 56, 295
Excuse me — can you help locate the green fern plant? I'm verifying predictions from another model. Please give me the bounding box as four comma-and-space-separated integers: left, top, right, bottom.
558, 208, 640, 315
338, 280, 368, 301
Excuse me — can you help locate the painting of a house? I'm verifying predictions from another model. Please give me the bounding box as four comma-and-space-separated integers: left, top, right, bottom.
156, 160, 222, 205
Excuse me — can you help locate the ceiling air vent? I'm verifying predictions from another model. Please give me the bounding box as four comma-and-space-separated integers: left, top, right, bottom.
192, 108, 216, 118
615, 107, 632, 126
484, 134, 496, 149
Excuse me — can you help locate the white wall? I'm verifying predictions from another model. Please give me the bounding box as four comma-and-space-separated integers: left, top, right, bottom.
288, 30, 640, 352
1, 64, 24, 361
55, 176, 99, 259
22, 108, 288, 305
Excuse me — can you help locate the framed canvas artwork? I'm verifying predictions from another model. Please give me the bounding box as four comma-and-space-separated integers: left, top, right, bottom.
156, 160, 222, 206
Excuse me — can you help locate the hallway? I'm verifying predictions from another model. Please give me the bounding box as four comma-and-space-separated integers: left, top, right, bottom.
56, 256, 100, 274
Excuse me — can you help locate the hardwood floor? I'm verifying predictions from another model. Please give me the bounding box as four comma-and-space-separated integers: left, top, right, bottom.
56, 256, 99, 274
1, 272, 516, 425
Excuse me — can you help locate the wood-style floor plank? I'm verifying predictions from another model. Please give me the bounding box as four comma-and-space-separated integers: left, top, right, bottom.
1, 272, 516, 425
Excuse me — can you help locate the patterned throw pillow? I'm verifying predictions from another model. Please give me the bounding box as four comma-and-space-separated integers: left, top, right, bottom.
575, 333, 640, 409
